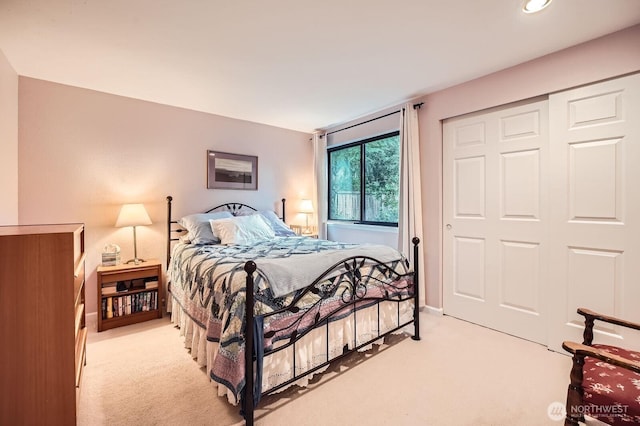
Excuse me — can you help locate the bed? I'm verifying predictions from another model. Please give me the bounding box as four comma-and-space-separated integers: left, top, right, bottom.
165, 196, 420, 425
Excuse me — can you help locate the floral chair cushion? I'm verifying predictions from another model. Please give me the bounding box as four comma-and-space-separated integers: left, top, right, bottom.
582, 344, 640, 425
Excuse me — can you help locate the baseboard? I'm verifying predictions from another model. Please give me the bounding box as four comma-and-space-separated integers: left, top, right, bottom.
423, 305, 444, 316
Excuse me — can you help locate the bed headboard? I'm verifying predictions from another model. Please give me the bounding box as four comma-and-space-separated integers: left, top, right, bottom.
166, 196, 286, 266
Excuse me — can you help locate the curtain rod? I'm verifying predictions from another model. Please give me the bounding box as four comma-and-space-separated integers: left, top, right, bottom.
324, 110, 399, 137
322, 102, 423, 137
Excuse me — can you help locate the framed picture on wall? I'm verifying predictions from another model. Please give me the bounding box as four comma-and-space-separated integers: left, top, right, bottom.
207, 150, 258, 190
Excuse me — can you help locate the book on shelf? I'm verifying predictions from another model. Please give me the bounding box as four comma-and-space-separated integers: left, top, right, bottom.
145, 280, 158, 289
106, 297, 113, 319
102, 291, 159, 320
102, 283, 117, 295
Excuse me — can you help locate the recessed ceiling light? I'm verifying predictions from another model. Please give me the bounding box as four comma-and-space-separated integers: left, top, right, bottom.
522, 0, 553, 14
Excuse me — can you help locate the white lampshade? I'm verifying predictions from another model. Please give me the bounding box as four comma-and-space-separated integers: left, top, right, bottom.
299, 199, 314, 214
115, 204, 152, 227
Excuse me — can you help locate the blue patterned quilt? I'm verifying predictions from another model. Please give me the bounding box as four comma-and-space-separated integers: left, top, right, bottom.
168, 236, 410, 402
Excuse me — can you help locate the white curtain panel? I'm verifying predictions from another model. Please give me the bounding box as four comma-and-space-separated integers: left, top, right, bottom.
312, 131, 328, 239
398, 103, 424, 303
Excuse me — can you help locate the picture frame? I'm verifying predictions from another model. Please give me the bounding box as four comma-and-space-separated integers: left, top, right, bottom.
207, 150, 258, 190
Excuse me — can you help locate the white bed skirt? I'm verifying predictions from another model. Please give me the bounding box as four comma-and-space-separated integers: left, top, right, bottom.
170, 297, 414, 405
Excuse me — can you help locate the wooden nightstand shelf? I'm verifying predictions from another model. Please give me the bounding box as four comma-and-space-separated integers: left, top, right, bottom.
97, 259, 163, 332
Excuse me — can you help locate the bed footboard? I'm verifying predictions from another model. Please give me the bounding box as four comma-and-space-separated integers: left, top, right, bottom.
242, 237, 421, 425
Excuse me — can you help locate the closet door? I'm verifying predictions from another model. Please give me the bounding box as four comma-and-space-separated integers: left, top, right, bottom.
547, 73, 640, 352
443, 99, 549, 344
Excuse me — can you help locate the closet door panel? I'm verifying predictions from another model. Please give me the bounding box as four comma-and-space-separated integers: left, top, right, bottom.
548, 73, 640, 352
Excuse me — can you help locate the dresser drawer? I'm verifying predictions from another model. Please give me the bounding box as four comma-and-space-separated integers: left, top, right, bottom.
73, 226, 85, 265
75, 303, 85, 338
75, 327, 87, 387
74, 255, 85, 306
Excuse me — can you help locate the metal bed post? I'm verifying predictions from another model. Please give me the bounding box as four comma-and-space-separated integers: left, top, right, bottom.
244, 260, 257, 426
166, 196, 173, 267
281, 198, 286, 223
411, 237, 421, 341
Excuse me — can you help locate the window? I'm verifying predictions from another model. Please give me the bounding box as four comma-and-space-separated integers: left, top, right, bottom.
328, 131, 400, 226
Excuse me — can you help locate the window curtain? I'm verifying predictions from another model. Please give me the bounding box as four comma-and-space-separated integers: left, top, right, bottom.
398, 103, 424, 304
312, 131, 328, 239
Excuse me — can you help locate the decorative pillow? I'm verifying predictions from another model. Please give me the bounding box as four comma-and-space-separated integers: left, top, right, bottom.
233, 209, 257, 216
178, 211, 233, 244
210, 214, 276, 245
259, 210, 296, 236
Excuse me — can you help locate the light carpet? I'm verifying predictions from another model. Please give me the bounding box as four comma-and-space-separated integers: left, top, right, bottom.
78, 312, 579, 425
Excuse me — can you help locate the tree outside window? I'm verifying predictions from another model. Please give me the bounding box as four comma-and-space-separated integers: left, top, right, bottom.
328, 132, 400, 225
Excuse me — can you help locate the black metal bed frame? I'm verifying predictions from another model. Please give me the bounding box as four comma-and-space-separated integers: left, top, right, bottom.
166, 196, 420, 425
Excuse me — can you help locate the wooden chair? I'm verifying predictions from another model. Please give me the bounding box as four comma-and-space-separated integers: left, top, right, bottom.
562, 308, 640, 425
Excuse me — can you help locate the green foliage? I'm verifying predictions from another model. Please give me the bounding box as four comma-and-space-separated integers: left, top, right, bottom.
329, 134, 400, 223
365, 135, 399, 222
330, 145, 360, 192
329, 145, 360, 220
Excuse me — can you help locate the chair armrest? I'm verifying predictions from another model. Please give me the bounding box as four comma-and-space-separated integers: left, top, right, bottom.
562, 341, 640, 374
578, 308, 640, 332
577, 307, 640, 345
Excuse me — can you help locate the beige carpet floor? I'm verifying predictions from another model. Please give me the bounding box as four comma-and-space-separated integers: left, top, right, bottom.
78, 312, 579, 426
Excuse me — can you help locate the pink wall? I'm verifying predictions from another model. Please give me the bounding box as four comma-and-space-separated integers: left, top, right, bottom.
0, 49, 18, 224
13, 23, 640, 319
18, 77, 312, 318
417, 24, 640, 309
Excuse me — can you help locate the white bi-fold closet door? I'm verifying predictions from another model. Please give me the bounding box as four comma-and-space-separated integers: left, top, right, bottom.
443, 73, 640, 350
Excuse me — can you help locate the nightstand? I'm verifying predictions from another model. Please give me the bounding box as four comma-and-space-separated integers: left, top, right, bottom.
97, 259, 163, 332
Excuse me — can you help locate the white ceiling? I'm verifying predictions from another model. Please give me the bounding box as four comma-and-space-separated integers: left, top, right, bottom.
1, 0, 639, 133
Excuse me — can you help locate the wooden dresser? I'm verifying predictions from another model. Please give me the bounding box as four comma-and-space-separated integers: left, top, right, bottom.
0, 224, 87, 425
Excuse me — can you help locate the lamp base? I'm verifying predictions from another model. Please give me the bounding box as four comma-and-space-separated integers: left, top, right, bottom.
125, 258, 145, 265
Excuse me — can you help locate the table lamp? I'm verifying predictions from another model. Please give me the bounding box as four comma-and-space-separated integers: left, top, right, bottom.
299, 199, 314, 234
115, 203, 152, 265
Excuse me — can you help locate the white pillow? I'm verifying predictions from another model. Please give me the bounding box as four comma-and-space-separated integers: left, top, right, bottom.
209, 217, 229, 240
259, 210, 296, 236
178, 211, 233, 244
210, 214, 276, 245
